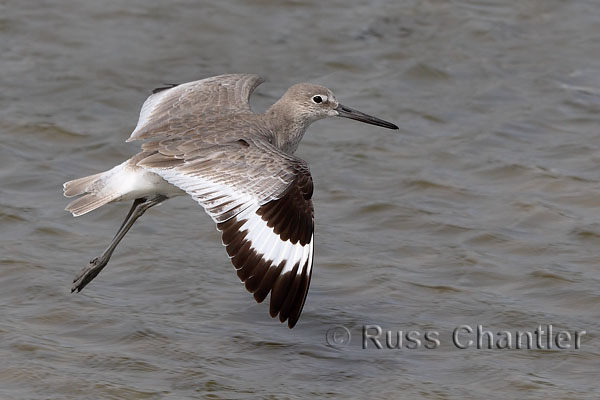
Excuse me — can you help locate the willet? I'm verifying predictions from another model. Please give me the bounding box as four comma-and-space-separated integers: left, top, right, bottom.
64, 74, 398, 328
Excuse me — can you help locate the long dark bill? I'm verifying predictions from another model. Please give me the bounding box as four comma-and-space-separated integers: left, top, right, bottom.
335, 104, 399, 130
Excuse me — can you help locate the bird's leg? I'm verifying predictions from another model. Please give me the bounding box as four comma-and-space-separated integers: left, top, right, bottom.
71, 195, 167, 293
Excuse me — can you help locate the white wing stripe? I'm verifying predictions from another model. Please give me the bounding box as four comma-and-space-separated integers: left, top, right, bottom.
240, 210, 310, 274
151, 168, 311, 277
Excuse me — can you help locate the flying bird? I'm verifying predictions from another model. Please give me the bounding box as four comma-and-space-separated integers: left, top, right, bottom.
64, 74, 398, 328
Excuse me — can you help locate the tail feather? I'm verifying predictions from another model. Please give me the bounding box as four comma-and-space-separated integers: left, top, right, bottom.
63, 172, 104, 197
64, 171, 119, 216
64, 157, 166, 217
65, 192, 120, 217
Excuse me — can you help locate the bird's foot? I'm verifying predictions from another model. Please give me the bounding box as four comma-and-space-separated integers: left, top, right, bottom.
71, 256, 107, 293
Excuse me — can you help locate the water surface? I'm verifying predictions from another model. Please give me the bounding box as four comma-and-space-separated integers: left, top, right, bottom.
1, 0, 599, 398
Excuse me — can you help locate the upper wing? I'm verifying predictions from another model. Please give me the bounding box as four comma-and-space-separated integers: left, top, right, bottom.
127, 74, 265, 142
138, 138, 314, 328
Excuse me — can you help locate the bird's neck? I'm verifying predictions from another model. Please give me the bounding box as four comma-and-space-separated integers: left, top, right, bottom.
263, 99, 310, 154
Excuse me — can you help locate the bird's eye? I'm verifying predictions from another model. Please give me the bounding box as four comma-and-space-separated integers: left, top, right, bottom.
312, 95, 323, 104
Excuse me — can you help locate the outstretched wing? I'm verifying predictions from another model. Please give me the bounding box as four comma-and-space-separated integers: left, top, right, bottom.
128, 74, 265, 142
138, 138, 314, 328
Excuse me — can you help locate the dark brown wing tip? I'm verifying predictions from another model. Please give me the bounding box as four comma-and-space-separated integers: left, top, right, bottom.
287, 256, 313, 329
266, 255, 314, 329
152, 83, 180, 94
288, 316, 299, 329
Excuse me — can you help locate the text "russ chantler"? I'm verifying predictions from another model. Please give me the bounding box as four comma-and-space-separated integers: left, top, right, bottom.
360, 324, 586, 350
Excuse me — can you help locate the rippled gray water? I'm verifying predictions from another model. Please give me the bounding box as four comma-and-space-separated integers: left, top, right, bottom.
2, 0, 600, 398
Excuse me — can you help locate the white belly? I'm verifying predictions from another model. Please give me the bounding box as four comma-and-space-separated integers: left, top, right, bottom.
101, 159, 185, 202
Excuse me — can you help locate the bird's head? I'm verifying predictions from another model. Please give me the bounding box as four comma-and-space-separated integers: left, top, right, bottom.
283, 83, 399, 130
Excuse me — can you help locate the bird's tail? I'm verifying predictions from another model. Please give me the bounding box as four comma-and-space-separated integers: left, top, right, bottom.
63, 171, 119, 217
